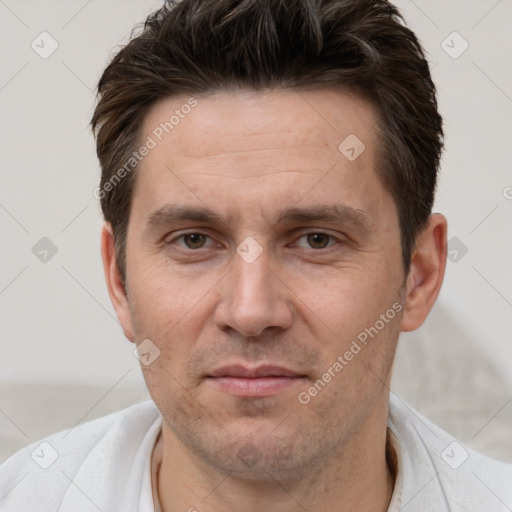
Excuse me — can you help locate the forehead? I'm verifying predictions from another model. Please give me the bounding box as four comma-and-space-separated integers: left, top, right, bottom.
139, 88, 378, 171
132, 87, 390, 225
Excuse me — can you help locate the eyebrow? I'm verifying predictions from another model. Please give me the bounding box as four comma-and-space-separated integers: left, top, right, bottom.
144, 203, 374, 235
145, 205, 231, 229
275, 205, 373, 233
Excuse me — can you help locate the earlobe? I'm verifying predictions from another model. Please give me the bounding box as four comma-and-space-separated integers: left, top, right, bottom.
100, 223, 135, 342
400, 214, 448, 332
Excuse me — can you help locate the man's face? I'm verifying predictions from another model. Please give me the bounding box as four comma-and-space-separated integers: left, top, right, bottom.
122, 88, 405, 477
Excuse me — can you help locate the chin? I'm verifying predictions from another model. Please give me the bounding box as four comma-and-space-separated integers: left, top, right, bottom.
185, 419, 330, 483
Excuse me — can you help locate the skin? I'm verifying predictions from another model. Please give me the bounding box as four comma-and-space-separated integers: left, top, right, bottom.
101, 88, 447, 512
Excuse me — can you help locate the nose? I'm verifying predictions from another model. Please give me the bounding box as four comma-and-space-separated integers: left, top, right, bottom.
213, 246, 293, 338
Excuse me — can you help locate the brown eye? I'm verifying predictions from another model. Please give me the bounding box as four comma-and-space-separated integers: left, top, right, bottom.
183, 233, 207, 249
306, 233, 332, 249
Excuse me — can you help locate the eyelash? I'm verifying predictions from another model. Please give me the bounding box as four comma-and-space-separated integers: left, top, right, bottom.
166, 231, 342, 251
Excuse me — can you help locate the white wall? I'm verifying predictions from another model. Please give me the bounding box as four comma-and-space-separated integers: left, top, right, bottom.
1, 0, 511, 395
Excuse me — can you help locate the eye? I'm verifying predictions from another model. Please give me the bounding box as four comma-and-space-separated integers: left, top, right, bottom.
296, 232, 337, 249
174, 233, 212, 249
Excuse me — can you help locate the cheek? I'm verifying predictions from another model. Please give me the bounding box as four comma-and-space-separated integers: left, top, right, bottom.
135, 311, 210, 420
289, 267, 403, 398
294, 311, 400, 431
287, 264, 396, 337
127, 272, 215, 394
127, 254, 220, 333
142, 358, 208, 442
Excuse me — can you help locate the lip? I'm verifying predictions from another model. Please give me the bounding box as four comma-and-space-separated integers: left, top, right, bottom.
206, 364, 306, 397
208, 364, 303, 378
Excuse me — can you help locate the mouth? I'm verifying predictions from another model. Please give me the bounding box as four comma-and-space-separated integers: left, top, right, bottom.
206, 364, 307, 397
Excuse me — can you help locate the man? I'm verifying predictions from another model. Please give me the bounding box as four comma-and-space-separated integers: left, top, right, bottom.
1, 0, 511, 510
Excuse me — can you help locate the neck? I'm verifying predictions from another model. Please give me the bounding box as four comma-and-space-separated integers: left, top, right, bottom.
153, 400, 396, 512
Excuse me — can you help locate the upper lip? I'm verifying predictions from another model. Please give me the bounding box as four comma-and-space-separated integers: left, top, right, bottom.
208, 364, 304, 378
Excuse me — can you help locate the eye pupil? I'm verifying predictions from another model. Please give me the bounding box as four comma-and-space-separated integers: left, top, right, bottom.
184, 233, 206, 249
307, 233, 329, 249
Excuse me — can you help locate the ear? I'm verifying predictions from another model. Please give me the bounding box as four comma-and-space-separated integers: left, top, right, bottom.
400, 213, 447, 332
100, 223, 135, 342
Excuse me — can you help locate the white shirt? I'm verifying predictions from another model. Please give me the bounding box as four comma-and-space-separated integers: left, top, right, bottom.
1, 394, 511, 511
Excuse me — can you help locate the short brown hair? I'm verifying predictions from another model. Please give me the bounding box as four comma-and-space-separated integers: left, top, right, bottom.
91, 0, 443, 283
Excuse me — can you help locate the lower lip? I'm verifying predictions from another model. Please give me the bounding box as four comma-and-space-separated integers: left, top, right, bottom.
208, 376, 303, 397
